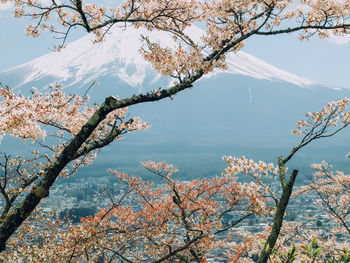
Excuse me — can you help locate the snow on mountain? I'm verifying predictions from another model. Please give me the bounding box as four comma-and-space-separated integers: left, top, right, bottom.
0, 25, 317, 89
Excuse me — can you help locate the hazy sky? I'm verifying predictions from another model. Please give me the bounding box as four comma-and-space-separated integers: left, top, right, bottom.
1, 7, 350, 89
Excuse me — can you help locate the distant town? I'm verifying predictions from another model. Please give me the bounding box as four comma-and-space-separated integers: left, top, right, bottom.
42, 173, 346, 243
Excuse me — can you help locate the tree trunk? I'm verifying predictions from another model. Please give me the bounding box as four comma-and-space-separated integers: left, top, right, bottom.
258, 169, 298, 263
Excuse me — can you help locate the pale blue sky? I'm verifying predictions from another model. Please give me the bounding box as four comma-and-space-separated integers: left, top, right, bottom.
1, 8, 350, 88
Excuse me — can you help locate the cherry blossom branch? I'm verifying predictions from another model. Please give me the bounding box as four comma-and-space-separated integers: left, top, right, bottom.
214, 213, 252, 235
315, 188, 350, 234
0, 74, 200, 251
0, 154, 41, 220
72, 118, 133, 159
287, 99, 350, 165
295, 162, 350, 236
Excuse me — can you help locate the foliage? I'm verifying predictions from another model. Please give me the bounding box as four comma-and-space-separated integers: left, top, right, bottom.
278, 237, 350, 263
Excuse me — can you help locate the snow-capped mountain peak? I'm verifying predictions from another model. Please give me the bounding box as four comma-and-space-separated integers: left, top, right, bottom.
1, 25, 316, 89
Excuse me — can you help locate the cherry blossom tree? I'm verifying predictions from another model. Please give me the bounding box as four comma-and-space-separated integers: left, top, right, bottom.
1, 0, 350, 261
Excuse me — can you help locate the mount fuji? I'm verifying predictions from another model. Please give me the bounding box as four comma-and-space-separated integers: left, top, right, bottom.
1, 25, 350, 176
1, 25, 317, 90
